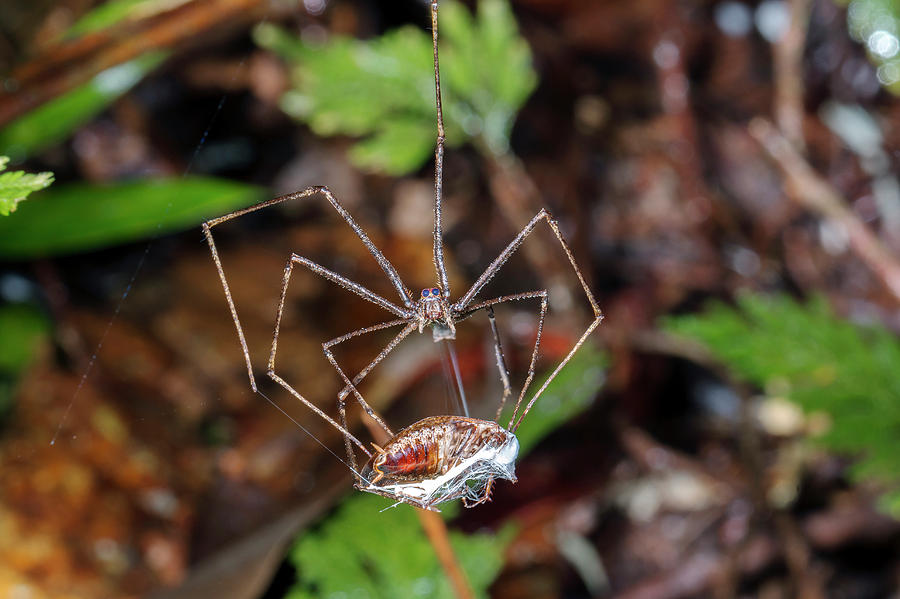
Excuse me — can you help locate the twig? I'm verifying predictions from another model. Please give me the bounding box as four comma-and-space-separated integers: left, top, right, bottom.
0, 0, 275, 127
761, 0, 900, 302
749, 118, 900, 303
417, 509, 475, 599
773, 0, 812, 151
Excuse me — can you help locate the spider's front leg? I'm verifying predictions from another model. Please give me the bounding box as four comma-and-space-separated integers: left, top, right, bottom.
268, 251, 409, 435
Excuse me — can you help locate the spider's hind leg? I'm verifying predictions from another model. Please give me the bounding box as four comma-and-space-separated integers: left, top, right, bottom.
454, 290, 549, 424
451, 209, 603, 434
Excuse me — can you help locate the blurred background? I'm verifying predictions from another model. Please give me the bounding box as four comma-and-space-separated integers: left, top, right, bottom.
2, 0, 900, 597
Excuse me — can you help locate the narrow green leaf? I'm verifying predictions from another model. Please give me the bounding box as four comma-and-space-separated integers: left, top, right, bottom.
501, 344, 607, 455
0, 177, 264, 258
66, 0, 148, 37
0, 52, 167, 160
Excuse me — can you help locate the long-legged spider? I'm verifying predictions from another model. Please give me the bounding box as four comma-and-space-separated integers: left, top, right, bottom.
202, 0, 603, 510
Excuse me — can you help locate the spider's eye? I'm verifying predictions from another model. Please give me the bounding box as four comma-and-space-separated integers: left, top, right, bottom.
422, 289, 429, 298
431, 288, 440, 296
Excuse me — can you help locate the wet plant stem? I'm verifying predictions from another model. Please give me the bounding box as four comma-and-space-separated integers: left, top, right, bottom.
417, 508, 475, 599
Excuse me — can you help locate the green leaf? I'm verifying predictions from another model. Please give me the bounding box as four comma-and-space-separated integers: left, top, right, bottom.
0, 177, 264, 258
501, 344, 607, 455
0, 156, 54, 216
440, 0, 538, 155
0, 304, 50, 374
288, 493, 514, 599
0, 303, 50, 419
665, 293, 900, 515
0, 52, 167, 160
348, 117, 436, 175
66, 0, 148, 37
254, 0, 538, 175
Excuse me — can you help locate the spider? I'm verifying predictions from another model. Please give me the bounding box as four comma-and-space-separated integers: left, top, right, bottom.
202, 0, 603, 510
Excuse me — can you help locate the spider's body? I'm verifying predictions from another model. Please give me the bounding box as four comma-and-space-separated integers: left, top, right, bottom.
360, 416, 518, 510
202, 0, 603, 511
417, 287, 455, 339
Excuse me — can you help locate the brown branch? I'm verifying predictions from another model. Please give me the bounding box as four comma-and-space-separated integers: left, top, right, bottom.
735, 353, 824, 599
773, 0, 812, 151
0, 0, 275, 127
749, 118, 900, 303
417, 509, 475, 599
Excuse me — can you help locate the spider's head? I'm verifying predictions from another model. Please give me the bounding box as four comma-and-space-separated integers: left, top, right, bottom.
419, 287, 444, 321
418, 287, 455, 341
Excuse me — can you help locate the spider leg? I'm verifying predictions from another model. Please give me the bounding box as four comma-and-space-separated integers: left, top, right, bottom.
266, 371, 371, 459
454, 290, 548, 424
203, 185, 415, 390
451, 210, 603, 433
486, 308, 513, 422
266, 258, 374, 460
429, 0, 450, 300
313, 319, 409, 478
323, 322, 416, 438
266, 249, 408, 455
330, 322, 415, 404
320, 320, 417, 470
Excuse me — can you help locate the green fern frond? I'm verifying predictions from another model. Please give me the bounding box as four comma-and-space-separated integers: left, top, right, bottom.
0, 157, 54, 216
254, 0, 537, 175
665, 294, 900, 514
288, 493, 513, 599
